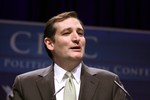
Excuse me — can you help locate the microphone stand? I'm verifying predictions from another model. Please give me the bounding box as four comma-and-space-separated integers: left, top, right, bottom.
51, 86, 64, 100
114, 81, 133, 100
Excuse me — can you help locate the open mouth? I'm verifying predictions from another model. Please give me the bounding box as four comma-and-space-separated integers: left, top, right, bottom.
70, 46, 81, 51
70, 46, 81, 49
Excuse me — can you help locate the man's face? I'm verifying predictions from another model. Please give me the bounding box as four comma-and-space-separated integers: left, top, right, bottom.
51, 18, 85, 62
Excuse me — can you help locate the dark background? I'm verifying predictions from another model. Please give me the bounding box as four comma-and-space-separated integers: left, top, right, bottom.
0, 0, 150, 100
0, 0, 150, 30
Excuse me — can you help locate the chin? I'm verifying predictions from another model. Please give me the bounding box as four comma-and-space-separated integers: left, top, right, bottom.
69, 53, 83, 60
71, 56, 83, 60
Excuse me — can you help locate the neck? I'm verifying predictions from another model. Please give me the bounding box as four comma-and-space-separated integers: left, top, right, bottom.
55, 60, 81, 72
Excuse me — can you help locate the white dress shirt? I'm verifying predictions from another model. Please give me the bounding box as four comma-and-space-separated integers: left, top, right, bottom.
54, 63, 81, 100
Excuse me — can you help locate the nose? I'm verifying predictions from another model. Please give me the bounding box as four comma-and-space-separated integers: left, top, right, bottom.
72, 32, 80, 44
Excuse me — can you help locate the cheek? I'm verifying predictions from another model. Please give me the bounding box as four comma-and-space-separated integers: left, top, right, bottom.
81, 38, 86, 46
55, 39, 69, 49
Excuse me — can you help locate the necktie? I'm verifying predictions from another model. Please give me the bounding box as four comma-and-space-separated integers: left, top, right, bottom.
64, 72, 76, 100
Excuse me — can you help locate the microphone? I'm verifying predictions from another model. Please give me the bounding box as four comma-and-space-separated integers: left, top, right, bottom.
114, 81, 133, 100
51, 86, 64, 100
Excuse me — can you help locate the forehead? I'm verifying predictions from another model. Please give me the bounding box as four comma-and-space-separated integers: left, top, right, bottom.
54, 17, 83, 31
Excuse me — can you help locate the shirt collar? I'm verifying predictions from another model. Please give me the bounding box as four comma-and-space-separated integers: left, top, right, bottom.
54, 63, 82, 84
71, 63, 81, 84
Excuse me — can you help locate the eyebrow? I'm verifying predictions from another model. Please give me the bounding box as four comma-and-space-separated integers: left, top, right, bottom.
61, 27, 83, 32
61, 27, 72, 32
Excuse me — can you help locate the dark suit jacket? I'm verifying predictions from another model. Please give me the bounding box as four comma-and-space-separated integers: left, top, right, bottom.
11, 64, 127, 100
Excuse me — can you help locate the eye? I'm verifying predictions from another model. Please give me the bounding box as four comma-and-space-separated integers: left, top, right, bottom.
63, 32, 70, 35
78, 30, 84, 36
62, 30, 71, 36
61, 28, 72, 36
77, 28, 84, 36
63, 32, 69, 35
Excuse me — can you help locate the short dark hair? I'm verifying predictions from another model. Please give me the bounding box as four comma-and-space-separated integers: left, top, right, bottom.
43, 11, 84, 59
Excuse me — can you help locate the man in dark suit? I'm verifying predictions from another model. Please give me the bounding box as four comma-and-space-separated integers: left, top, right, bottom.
11, 11, 127, 100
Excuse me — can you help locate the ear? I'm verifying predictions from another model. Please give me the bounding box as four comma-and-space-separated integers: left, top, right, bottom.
44, 37, 54, 51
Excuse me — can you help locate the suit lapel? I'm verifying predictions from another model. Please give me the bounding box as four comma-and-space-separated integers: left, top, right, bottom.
36, 66, 55, 100
79, 65, 100, 100
35, 64, 100, 100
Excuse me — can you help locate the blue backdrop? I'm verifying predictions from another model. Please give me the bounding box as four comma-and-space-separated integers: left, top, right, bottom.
0, 20, 150, 100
